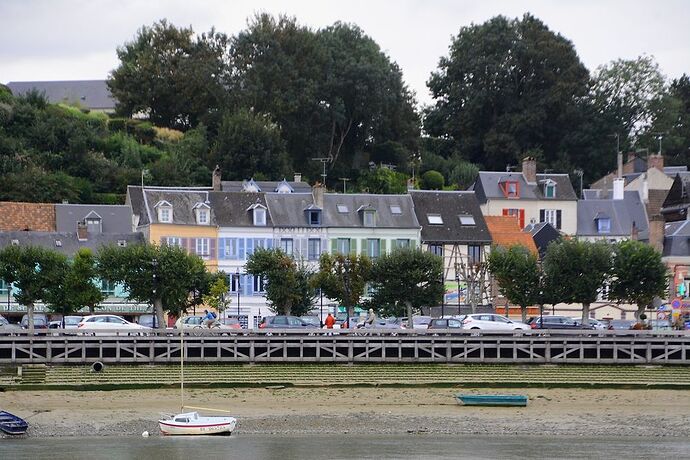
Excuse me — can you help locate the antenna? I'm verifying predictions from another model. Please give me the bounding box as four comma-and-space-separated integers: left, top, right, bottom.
338, 177, 350, 194
310, 157, 332, 183
653, 132, 665, 155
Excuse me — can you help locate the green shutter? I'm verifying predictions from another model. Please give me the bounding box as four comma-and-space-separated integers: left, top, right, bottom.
331, 239, 337, 254
360, 239, 367, 256
381, 239, 387, 254
410, 240, 416, 249
350, 238, 357, 255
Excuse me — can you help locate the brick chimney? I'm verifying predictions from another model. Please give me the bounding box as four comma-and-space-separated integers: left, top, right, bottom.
522, 157, 537, 183
647, 154, 664, 172
77, 222, 88, 241
212, 165, 222, 192
648, 214, 664, 253
312, 182, 324, 209
294, 173, 302, 183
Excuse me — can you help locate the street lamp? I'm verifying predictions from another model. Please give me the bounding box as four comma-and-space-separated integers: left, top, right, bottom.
235, 268, 241, 316
319, 288, 324, 327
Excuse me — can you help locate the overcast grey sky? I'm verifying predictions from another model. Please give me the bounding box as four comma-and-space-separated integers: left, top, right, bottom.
1, 0, 689, 105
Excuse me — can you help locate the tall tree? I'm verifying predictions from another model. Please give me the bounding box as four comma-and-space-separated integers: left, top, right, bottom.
0, 246, 68, 332
45, 248, 105, 319
425, 14, 591, 171
97, 243, 208, 328
312, 253, 372, 322
487, 245, 541, 322
245, 248, 315, 316
108, 20, 230, 130
369, 248, 443, 327
542, 239, 612, 326
609, 240, 667, 320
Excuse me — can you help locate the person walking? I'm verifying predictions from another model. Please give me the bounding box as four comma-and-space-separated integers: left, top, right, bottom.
325, 313, 335, 329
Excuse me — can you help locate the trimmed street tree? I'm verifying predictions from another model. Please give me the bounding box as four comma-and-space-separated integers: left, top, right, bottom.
97, 243, 208, 328
487, 245, 542, 323
609, 240, 668, 321
0, 245, 68, 333
542, 239, 612, 326
369, 248, 443, 328
202, 273, 231, 317
245, 248, 315, 316
45, 248, 105, 322
312, 253, 372, 323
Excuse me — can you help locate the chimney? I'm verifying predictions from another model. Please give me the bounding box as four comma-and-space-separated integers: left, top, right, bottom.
612, 178, 625, 200
648, 214, 664, 253
212, 165, 222, 192
641, 175, 649, 203
312, 182, 324, 209
294, 173, 302, 183
77, 222, 88, 241
522, 157, 537, 183
647, 154, 664, 172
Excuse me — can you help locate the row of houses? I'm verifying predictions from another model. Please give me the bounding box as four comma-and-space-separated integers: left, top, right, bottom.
1, 155, 689, 325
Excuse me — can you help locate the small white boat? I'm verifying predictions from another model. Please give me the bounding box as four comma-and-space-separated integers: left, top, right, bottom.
158, 411, 237, 436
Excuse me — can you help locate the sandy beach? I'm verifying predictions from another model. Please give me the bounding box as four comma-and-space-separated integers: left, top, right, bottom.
3, 386, 690, 438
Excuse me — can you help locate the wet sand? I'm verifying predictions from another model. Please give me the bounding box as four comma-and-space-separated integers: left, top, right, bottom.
4, 387, 689, 438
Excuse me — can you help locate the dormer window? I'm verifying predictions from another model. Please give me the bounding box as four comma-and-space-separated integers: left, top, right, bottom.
363, 210, 376, 227
308, 210, 321, 226
193, 202, 211, 225
247, 203, 267, 226
596, 216, 611, 234
155, 200, 173, 223
542, 179, 557, 198
242, 179, 261, 193
500, 180, 520, 198
275, 179, 294, 194
459, 215, 475, 225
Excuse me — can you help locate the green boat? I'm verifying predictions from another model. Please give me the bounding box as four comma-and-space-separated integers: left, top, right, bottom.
456, 394, 528, 407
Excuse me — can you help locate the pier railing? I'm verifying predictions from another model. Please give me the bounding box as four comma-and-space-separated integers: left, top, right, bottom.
1, 328, 689, 365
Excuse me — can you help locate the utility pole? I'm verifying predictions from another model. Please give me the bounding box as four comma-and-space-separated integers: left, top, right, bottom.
338, 177, 350, 194
311, 157, 332, 184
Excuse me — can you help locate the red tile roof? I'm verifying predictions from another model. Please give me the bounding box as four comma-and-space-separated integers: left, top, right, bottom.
485, 216, 538, 254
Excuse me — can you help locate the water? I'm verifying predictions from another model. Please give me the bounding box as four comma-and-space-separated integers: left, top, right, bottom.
1, 435, 688, 460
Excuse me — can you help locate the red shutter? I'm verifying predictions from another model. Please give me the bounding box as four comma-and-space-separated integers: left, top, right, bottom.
519, 209, 525, 228
502, 209, 509, 216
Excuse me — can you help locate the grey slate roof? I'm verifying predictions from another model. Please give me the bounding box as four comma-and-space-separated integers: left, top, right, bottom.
208, 192, 272, 227
473, 171, 577, 203
409, 191, 491, 243
221, 180, 312, 193
523, 222, 561, 258
0, 231, 144, 256
577, 191, 649, 237
265, 193, 316, 228
663, 221, 690, 257
323, 193, 419, 229
55, 204, 133, 233
6, 80, 115, 111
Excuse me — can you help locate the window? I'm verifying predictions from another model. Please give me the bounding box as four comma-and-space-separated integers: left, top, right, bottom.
427, 214, 443, 225
197, 209, 209, 225
308, 239, 321, 261
429, 244, 443, 257
468, 245, 481, 265
503, 208, 525, 228
0, 279, 9, 295
117, 240, 127, 247
396, 239, 410, 248
308, 210, 321, 226
281, 238, 294, 255
337, 204, 348, 213
166, 237, 181, 247
337, 238, 350, 254
86, 218, 100, 225
459, 215, 475, 225
542, 209, 557, 227
390, 205, 402, 215
545, 183, 556, 198
224, 239, 237, 258
501, 180, 519, 198
55, 240, 62, 247
253, 275, 266, 293
10, 239, 19, 246
100, 280, 116, 297
254, 208, 266, 226
597, 218, 611, 234
159, 207, 171, 223
367, 239, 381, 259
230, 273, 241, 293
196, 238, 210, 256
363, 210, 376, 227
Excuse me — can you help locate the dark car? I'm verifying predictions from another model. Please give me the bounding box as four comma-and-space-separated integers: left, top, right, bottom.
21, 314, 48, 329
526, 315, 594, 330
259, 316, 317, 329
0, 315, 22, 335
607, 319, 636, 330
137, 314, 160, 329
427, 318, 463, 329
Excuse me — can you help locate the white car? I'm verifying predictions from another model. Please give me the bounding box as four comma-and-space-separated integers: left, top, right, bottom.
460, 314, 531, 330
571, 317, 607, 330
77, 315, 152, 335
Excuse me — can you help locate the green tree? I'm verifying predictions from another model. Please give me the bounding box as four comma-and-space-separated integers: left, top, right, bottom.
487, 245, 541, 322
202, 274, 231, 315
542, 239, 612, 326
355, 167, 408, 194
425, 14, 591, 171
108, 19, 230, 130
45, 248, 105, 319
0, 245, 68, 332
312, 253, 372, 322
609, 240, 667, 321
97, 243, 208, 328
245, 248, 315, 316
420, 170, 444, 190
369, 248, 443, 327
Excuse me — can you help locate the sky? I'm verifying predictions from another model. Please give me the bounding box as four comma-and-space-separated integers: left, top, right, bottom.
1, 0, 689, 106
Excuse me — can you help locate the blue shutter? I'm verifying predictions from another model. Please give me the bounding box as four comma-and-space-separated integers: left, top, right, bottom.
244, 274, 252, 296
218, 239, 226, 260
266, 238, 273, 249
239, 238, 245, 259
246, 238, 254, 258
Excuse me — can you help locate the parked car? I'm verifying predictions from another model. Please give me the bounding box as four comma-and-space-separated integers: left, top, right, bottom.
0, 316, 22, 335
219, 317, 243, 330
21, 314, 48, 330
259, 316, 317, 329
77, 315, 152, 335
607, 319, 636, 330
570, 318, 607, 330
48, 316, 83, 329
461, 314, 531, 330
427, 318, 464, 329
649, 319, 672, 330
527, 315, 595, 330
300, 316, 321, 328
412, 316, 433, 330
360, 317, 406, 329
137, 314, 160, 329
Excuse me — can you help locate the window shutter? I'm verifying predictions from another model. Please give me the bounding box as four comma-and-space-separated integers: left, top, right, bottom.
239, 238, 245, 259
218, 238, 225, 259
502, 209, 509, 216
244, 274, 252, 296
539, 209, 545, 222
246, 238, 254, 257
190, 239, 198, 255
210, 238, 216, 259
160, 237, 167, 246
519, 209, 525, 228
331, 239, 337, 253
410, 240, 416, 249
180, 238, 187, 253
360, 239, 367, 256
380, 239, 387, 254
556, 210, 562, 230
350, 238, 357, 255
266, 238, 274, 249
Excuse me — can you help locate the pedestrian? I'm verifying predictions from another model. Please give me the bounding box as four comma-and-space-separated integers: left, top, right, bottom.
325, 313, 335, 329
203, 309, 215, 328
365, 308, 376, 327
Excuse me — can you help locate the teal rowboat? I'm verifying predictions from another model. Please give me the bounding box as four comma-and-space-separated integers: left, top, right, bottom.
456, 394, 528, 407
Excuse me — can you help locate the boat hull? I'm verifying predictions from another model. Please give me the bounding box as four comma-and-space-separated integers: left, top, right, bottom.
0, 411, 29, 435
158, 417, 236, 436
456, 395, 527, 407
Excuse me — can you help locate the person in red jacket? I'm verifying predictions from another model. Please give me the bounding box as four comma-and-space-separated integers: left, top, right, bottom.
324, 313, 336, 329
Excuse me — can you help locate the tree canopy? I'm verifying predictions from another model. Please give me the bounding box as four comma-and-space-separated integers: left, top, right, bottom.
312, 253, 372, 321
487, 245, 542, 322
